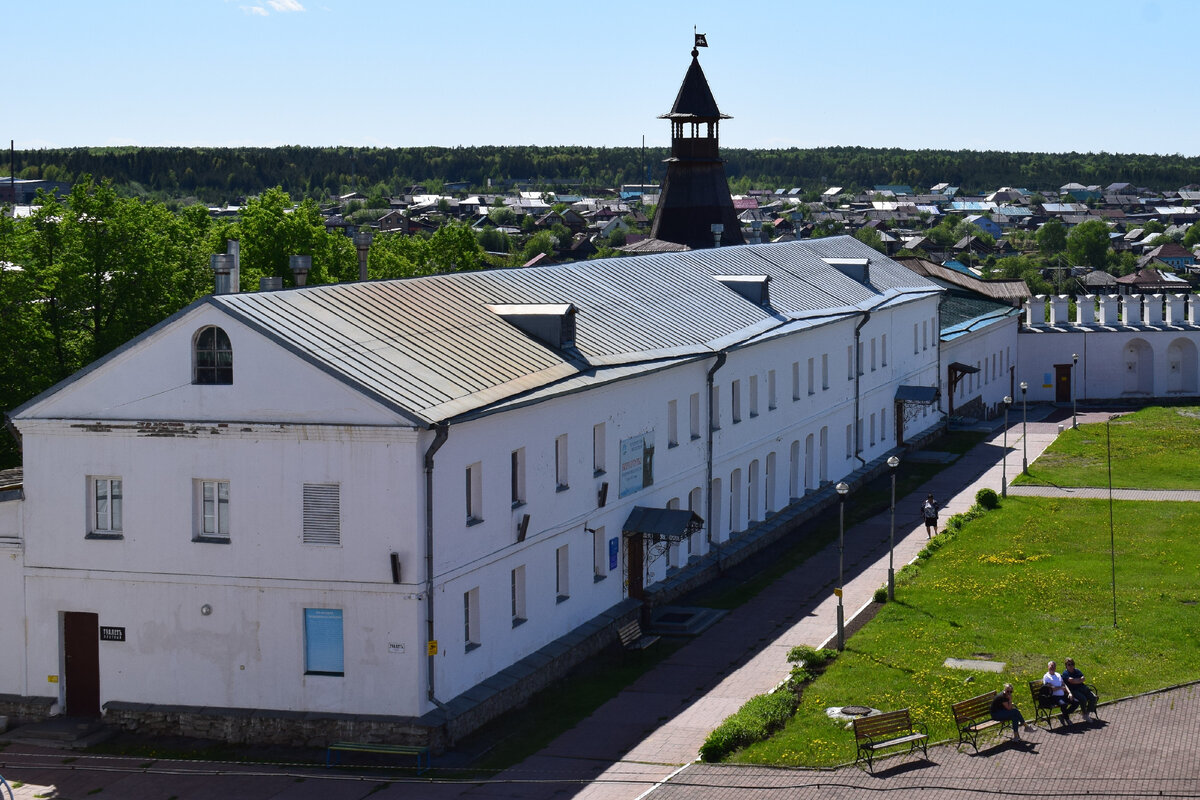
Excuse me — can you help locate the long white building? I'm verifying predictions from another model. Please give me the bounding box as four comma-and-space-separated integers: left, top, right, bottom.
2, 237, 955, 744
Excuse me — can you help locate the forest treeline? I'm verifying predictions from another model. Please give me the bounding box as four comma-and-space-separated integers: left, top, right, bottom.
8, 145, 1200, 203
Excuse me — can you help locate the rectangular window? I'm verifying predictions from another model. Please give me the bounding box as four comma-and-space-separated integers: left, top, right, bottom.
749, 375, 759, 417
303, 608, 344, 675
847, 345, 854, 380
556, 435, 569, 490
792, 361, 801, 401
89, 477, 123, 538
466, 463, 483, 523
922, 320, 928, 351
870, 339, 877, 372
592, 424, 606, 475
464, 588, 480, 650
807, 357, 815, 396
711, 385, 721, 430
882, 407, 888, 440
869, 413, 876, 446
593, 525, 607, 579
914, 323, 919, 354
667, 399, 679, 447
821, 354, 829, 389
555, 544, 570, 601
511, 566, 526, 625
881, 334, 887, 366
195, 479, 230, 541
302, 483, 340, 545
511, 449, 526, 506
767, 370, 777, 410
689, 392, 700, 440
731, 379, 742, 423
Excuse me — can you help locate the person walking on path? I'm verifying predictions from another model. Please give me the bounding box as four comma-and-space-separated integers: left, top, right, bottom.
921, 493, 940, 538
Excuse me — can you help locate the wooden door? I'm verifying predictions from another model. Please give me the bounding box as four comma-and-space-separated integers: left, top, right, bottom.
1055, 364, 1072, 403
626, 532, 644, 600
63, 612, 100, 717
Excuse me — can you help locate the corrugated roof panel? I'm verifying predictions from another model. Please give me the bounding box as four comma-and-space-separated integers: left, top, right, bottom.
214, 237, 941, 424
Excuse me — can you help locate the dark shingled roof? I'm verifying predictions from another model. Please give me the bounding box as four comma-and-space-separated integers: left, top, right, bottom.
660, 55, 729, 121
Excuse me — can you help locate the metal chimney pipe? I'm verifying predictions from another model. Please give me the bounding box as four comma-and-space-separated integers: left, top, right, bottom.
211, 254, 235, 295
225, 240, 240, 292
290, 255, 312, 287
353, 228, 373, 281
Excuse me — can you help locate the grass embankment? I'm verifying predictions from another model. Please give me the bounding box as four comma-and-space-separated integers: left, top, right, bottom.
1014, 406, 1200, 488
731, 492, 1200, 767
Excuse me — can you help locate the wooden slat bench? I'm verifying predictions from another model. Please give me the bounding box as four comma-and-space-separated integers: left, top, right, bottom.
951, 690, 1003, 751
1028, 680, 1071, 728
851, 708, 928, 772
326, 741, 430, 774
618, 619, 660, 650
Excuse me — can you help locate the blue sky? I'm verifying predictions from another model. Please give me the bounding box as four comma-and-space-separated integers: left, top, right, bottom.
10, 0, 1200, 156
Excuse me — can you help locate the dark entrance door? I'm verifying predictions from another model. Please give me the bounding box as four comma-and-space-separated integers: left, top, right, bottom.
625, 532, 644, 600
63, 612, 100, 717
1055, 364, 1072, 403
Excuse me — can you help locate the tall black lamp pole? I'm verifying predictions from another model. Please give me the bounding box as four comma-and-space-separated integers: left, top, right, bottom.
835, 481, 849, 651
1020, 381, 1029, 474
887, 456, 899, 601
1002, 395, 1012, 497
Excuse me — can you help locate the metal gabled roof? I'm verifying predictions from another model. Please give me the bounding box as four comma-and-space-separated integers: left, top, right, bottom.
205, 237, 940, 425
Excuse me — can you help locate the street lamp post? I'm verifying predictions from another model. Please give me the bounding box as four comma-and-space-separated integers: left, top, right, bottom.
1020, 381, 1029, 474
835, 481, 849, 651
1002, 395, 1012, 497
1106, 414, 1121, 628
1072, 353, 1079, 429
886, 457, 899, 601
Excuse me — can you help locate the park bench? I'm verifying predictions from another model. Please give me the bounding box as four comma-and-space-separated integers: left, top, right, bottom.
951, 690, 1004, 751
618, 619, 660, 650
851, 708, 928, 772
1029, 679, 1101, 728
326, 741, 430, 774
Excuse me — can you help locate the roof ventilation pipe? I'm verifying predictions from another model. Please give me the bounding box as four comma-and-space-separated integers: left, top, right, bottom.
210, 254, 236, 295
290, 255, 312, 287
354, 228, 373, 281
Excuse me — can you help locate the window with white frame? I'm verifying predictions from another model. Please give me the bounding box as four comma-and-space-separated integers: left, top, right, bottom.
881, 333, 887, 366
749, 375, 759, 417
847, 345, 854, 380
302, 483, 340, 545
511, 449, 526, 506
303, 608, 344, 675
511, 566, 526, 626
689, 392, 700, 440
807, 357, 815, 396
913, 323, 919, 354
792, 361, 801, 401
555, 544, 570, 601
88, 476, 123, 538
194, 479, 230, 541
667, 399, 679, 447
821, 353, 829, 389
593, 526, 607, 579
592, 424, 606, 475
767, 369, 777, 410
870, 338, 877, 372
556, 435, 570, 490
711, 385, 721, 430
731, 379, 742, 423
464, 588, 480, 650
466, 462, 483, 523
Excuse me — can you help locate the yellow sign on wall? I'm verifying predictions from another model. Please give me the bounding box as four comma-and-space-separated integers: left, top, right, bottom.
427, 640, 438, 656
47, 675, 59, 683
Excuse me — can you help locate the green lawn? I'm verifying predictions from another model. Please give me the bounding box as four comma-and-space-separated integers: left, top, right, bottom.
732, 494, 1200, 767
1014, 406, 1200, 489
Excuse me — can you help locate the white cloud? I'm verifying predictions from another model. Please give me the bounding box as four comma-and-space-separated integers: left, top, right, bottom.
267, 0, 305, 11
241, 5, 269, 15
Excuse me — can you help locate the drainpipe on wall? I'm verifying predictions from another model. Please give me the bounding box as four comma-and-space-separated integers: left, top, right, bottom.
423, 423, 450, 716
705, 351, 727, 567
853, 311, 871, 467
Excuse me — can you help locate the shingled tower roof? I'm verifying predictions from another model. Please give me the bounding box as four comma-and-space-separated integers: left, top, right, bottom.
661, 51, 730, 121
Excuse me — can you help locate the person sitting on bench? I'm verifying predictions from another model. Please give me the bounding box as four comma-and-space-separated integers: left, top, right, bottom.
990, 683, 1035, 740
1062, 657, 1096, 723
1042, 660, 1079, 724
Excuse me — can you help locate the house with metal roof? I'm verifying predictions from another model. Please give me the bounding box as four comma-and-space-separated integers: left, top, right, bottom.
2, 235, 949, 747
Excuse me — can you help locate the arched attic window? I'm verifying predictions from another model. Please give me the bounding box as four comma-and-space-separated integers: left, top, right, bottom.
193, 326, 233, 385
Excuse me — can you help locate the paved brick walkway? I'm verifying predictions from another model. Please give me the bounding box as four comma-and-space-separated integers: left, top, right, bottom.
2, 406, 1194, 799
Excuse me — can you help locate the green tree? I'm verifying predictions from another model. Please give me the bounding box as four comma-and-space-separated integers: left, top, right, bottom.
1036, 218, 1067, 256
1066, 219, 1111, 268
853, 227, 886, 253
1183, 222, 1200, 249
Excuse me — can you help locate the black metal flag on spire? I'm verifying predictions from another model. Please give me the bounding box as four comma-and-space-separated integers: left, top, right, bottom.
694, 32, 708, 48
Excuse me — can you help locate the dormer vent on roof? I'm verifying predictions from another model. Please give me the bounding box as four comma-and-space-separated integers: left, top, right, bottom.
488, 303, 577, 350
713, 274, 770, 306
823, 257, 871, 287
